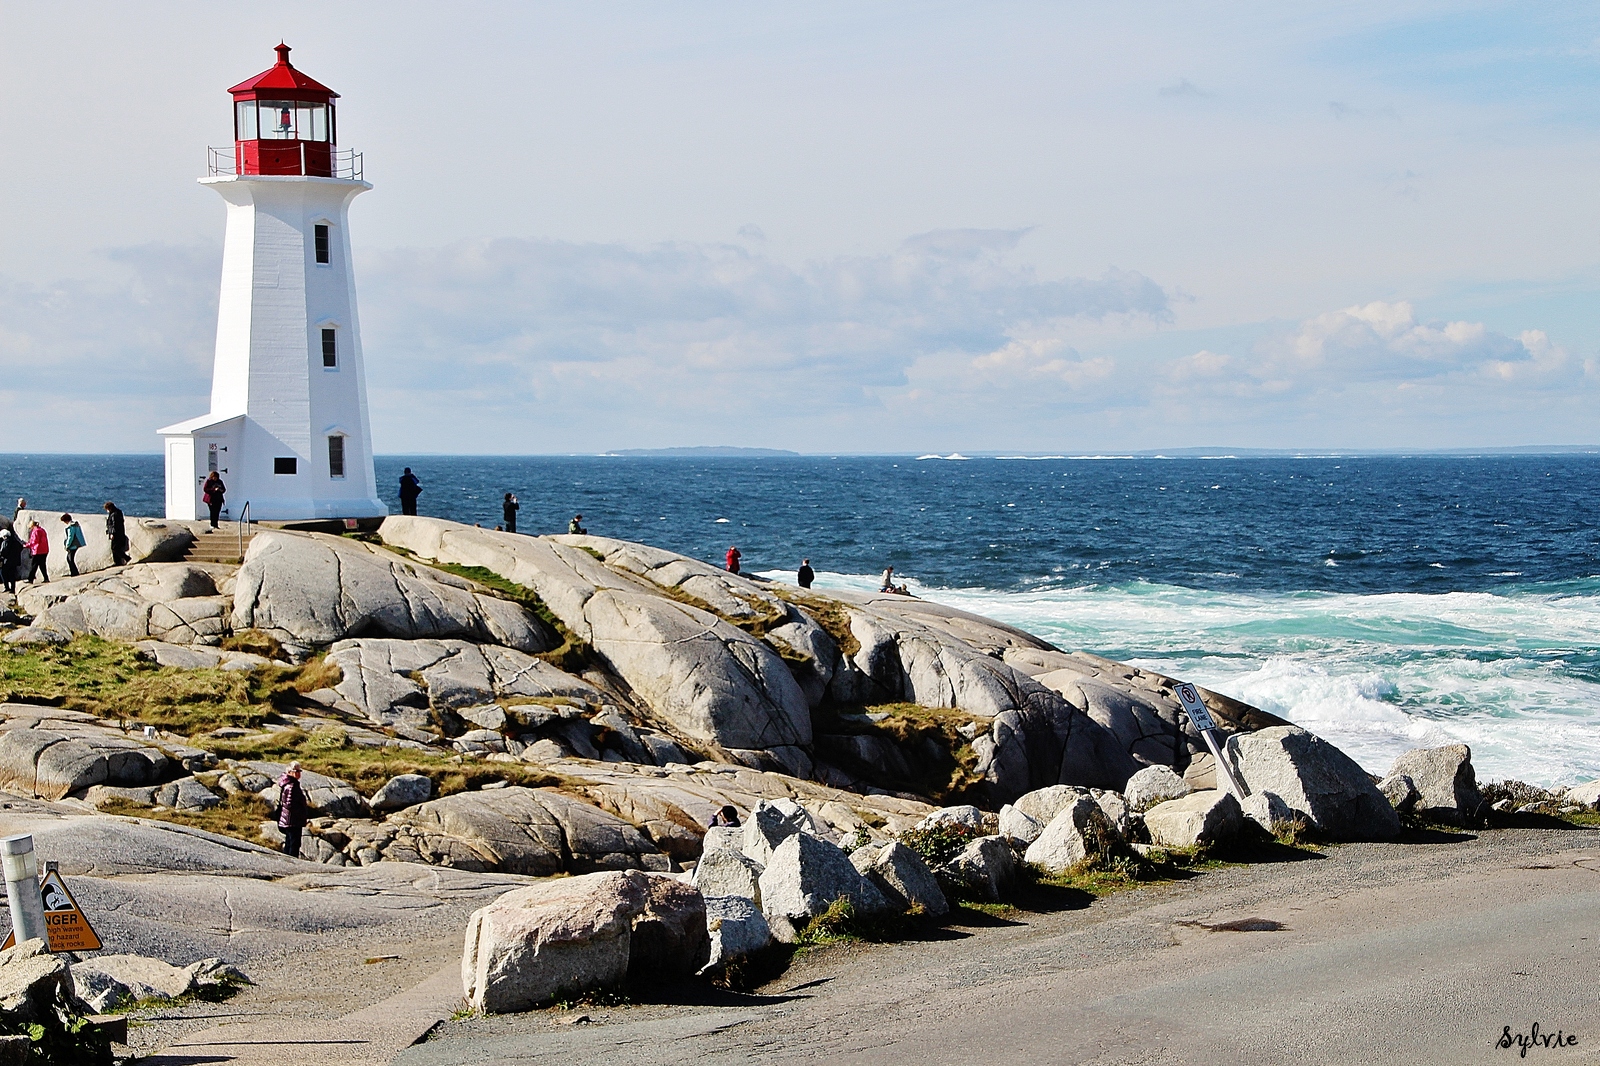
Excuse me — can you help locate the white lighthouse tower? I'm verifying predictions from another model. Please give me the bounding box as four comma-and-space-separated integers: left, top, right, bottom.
160, 44, 385, 522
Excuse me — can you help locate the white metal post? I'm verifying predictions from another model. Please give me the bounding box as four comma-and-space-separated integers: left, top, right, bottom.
1, 835, 47, 949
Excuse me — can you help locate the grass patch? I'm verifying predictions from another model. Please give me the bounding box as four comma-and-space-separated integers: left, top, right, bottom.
100, 791, 276, 844
0, 636, 338, 733
772, 589, 860, 657
200, 726, 567, 798
814, 703, 987, 804
220, 629, 283, 659
793, 896, 915, 947
422, 562, 592, 674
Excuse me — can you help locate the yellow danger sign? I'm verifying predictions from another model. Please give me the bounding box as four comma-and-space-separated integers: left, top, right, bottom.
2, 870, 102, 952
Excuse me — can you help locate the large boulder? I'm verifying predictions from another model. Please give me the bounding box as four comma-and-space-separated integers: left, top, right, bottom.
627, 875, 710, 981
857, 840, 947, 917
0, 940, 72, 1025
702, 896, 775, 972
70, 955, 246, 1013
461, 870, 649, 1013
231, 531, 553, 652
914, 805, 985, 831
1024, 795, 1117, 873
997, 803, 1043, 845
939, 835, 1016, 902
742, 798, 822, 866
1386, 745, 1483, 826
1144, 790, 1244, 849
1240, 789, 1295, 832
369, 773, 433, 812
691, 848, 763, 905
758, 832, 891, 938
15, 563, 233, 646
13, 510, 195, 575
378, 519, 814, 775
1011, 784, 1092, 826
1226, 726, 1401, 842
1378, 773, 1421, 815
383, 787, 666, 875
1123, 764, 1191, 813
1565, 779, 1600, 808
250, 762, 369, 819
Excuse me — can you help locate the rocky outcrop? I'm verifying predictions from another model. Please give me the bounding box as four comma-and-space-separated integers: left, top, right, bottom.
743, 798, 825, 864
1144, 790, 1243, 849
0, 723, 169, 800
1378, 773, 1421, 815
852, 841, 948, 917
370, 773, 433, 812
14, 509, 195, 576
70, 955, 245, 1013
13, 564, 232, 646
379, 519, 815, 775
461, 870, 650, 1013
232, 532, 553, 653
1227, 726, 1401, 842
702, 895, 775, 971
627, 875, 710, 981
1387, 745, 1483, 826
1240, 789, 1294, 832
940, 835, 1016, 902
1564, 779, 1600, 808
384, 787, 667, 875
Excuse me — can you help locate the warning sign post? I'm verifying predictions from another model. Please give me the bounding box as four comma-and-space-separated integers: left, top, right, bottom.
2, 870, 102, 952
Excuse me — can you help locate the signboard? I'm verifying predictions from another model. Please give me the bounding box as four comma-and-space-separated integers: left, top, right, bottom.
1174, 682, 1217, 732
2, 870, 102, 952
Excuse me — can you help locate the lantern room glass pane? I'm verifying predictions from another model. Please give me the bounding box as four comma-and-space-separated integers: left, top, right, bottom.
259, 100, 298, 139
235, 101, 258, 140
306, 104, 328, 142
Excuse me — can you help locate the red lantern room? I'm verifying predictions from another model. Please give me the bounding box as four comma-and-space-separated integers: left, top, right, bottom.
227, 43, 339, 177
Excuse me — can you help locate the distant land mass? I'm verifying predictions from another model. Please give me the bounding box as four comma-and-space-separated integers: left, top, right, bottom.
600, 446, 802, 458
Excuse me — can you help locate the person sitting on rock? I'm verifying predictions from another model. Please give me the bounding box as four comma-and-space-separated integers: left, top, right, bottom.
568, 513, 586, 535
708, 805, 741, 828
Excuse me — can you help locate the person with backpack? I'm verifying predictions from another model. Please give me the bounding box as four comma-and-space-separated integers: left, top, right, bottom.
24, 521, 48, 584
398, 468, 422, 516
60, 514, 86, 577
201, 471, 227, 530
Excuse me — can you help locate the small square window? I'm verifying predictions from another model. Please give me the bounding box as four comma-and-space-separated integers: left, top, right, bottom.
314, 224, 330, 265
328, 436, 346, 478
274, 457, 298, 475
322, 328, 337, 367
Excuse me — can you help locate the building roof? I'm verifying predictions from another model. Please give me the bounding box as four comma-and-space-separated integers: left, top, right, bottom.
228, 44, 339, 101
157, 412, 245, 436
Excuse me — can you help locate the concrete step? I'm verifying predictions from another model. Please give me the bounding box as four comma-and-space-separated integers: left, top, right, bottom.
180, 531, 254, 566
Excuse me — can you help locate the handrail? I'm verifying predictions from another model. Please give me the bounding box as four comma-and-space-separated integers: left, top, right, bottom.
237, 501, 251, 562
206, 146, 364, 180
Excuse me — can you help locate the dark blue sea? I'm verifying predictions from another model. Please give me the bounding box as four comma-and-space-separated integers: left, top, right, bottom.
3, 452, 1597, 786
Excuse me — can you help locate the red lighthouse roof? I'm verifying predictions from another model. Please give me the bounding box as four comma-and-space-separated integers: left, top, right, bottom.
228, 44, 338, 102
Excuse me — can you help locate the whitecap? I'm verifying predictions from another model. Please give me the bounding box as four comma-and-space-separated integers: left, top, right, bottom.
713, 517, 730, 523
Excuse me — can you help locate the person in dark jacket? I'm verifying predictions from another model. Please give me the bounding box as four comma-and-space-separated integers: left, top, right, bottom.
277, 761, 309, 857
104, 502, 129, 566
0, 529, 20, 594
502, 493, 519, 534
708, 805, 741, 828
725, 546, 741, 574
398, 468, 422, 515
201, 471, 227, 530
797, 558, 814, 589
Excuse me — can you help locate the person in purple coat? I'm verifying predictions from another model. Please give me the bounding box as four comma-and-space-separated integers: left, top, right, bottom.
277, 762, 309, 858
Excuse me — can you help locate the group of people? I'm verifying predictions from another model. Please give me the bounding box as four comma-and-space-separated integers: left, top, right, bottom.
721, 550, 907, 594
398, 470, 587, 538
0, 502, 128, 594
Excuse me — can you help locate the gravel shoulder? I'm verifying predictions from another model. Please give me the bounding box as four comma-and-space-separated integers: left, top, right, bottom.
398, 825, 1600, 1066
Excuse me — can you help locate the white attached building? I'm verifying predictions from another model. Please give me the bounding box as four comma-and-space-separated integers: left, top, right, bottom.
160, 45, 385, 522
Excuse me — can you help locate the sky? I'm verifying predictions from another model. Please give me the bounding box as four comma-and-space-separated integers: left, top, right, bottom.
2, 1, 1598, 454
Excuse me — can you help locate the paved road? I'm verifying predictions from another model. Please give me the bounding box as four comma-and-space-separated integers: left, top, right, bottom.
395, 828, 1600, 1066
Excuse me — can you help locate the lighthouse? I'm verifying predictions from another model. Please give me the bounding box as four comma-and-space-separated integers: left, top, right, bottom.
159, 44, 385, 522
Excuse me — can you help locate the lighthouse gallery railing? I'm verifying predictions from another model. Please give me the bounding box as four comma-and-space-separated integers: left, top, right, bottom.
208, 146, 364, 181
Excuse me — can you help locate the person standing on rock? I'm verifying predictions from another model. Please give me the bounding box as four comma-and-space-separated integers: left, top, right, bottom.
23, 521, 48, 584
502, 493, 519, 534
60, 514, 86, 578
797, 558, 814, 588
201, 471, 227, 530
398, 468, 422, 516
104, 502, 129, 566
725, 546, 741, 574
277, 762, 309, 858
568, 513, 586, 535
0, 528, 19, 594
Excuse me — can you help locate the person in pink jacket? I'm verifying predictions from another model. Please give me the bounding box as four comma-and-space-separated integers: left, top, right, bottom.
24, 521, 49, 584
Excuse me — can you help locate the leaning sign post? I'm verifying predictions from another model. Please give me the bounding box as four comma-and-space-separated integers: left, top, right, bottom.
1, 865, 102, 953
1174, 682, 1246, 799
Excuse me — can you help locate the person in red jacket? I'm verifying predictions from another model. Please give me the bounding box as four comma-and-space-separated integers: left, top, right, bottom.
24, 522, 48, 584
725, 546, 741, 574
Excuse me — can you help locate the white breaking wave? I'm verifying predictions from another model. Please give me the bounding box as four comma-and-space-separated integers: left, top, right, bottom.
758, 569, 1600, 788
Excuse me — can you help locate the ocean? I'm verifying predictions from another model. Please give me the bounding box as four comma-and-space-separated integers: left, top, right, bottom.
3, 452, 1596, 789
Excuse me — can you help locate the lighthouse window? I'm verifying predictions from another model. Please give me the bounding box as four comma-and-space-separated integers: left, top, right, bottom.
274, 457, 298, 475
256, 101, 330, 142
235, 101, 258, 140
314, 225, 330, 264
328, 436, 346, 479
321, 328, 337, 367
